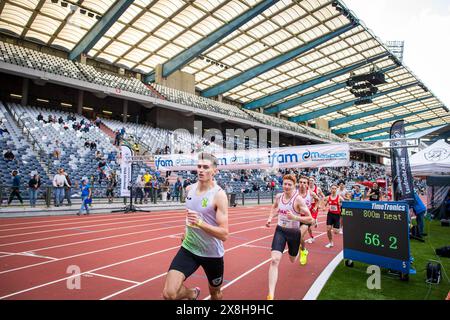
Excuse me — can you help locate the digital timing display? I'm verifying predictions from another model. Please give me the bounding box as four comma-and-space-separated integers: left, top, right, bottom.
342, 201, 410, 261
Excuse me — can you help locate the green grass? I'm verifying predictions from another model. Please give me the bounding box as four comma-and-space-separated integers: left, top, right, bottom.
318, 220, 450, 300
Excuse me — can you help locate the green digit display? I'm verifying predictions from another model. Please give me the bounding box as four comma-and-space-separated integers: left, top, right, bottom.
389, 236, 398, 249
364, 233, 398, 250
364, 233, 372, 245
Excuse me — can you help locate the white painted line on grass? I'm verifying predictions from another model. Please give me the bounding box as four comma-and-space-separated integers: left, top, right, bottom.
303, 251, 343, 300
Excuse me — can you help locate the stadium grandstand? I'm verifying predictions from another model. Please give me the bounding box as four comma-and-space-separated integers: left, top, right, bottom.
0, 0, 448, 302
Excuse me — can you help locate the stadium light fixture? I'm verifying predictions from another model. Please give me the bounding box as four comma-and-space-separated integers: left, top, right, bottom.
37, 98, 49, 103
10, 94, 22, 99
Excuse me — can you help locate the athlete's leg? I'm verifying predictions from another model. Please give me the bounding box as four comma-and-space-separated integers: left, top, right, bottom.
326, 224, 333, 246
268, 250, 283, 298
209, 284, 223, 300
299, 225, 309, 251
163, 270, 198, 300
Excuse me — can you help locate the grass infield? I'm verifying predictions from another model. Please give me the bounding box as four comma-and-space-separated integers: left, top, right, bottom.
318, 220, 450, 300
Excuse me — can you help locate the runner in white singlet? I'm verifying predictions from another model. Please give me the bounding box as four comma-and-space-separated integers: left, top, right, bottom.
265, 174, 313, 300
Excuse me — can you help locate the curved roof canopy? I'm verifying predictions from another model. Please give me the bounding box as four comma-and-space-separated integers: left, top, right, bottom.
0, 0, 448, 139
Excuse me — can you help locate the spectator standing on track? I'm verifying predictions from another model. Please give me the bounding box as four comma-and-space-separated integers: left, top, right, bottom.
53, 168, 70, 207
63, 170, 72, 206
28, 174, 41, 208
77, 177, 91, 216
134, 175, 145, 205
7, 170, 24, 207
163, 153, 229, 300
106, 172, 117, 203
173, 178, 182, 202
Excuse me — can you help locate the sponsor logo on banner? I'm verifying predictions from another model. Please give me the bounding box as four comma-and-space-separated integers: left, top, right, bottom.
152, 144, 350, 171
120, 145, 133, 197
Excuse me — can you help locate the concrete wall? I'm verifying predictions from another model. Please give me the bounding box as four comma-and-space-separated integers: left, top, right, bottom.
145, 107, 195, 132
155, 64, 195, 94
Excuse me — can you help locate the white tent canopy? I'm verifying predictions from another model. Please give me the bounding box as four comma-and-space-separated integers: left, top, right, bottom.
409, 139, 450, 176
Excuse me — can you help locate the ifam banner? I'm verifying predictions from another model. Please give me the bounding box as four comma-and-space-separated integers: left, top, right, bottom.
389, 120, 415, 204
120, 145, 133, 197
152, 143, 350, 171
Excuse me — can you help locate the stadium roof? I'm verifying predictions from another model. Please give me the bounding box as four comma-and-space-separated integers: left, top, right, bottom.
0, 0, 448, 140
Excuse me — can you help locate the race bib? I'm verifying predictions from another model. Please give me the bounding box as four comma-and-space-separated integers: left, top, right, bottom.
330, 205, 338, 212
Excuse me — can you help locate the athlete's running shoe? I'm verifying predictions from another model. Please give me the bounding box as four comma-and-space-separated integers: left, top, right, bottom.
300, 249, 309, 265
325, 242, 334, 248
266, 294, 274, 300
306, 238, 315, 244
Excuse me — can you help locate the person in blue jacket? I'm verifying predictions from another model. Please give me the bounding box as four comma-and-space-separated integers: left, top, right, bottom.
77, 177, 92, 216
412, 191, 427, 237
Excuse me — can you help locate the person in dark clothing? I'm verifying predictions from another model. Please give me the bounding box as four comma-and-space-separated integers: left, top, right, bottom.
367, 182, 381, 201
4, 149, 15, 162
173, 178, 182, 202
412, 191, 426, 237
58, 116, 64, 124
144, 179, 152, 203
90, 141, 97, 150
37, 113, 44, 121
8, 170, 23, 206
84, 140, 90, 148
63, 170, 72, 206
106, 172, 117, 203
28, 174, 41, 207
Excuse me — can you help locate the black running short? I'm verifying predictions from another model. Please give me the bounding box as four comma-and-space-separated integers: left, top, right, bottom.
271, 225, 301, 257
327, 213, 341, 229
169, 246, 224, 287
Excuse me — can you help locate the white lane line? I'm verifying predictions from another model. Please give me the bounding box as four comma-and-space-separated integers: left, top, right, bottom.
0, 206, 264, 232
0, 211, 185, 232
100, 233, 273, 300
242, 244, 271, 250
86, 272, 140, 285
0, 219, 268, 275
0, 211, 268, 247
0, 251, 58, 261
303, 251, 343, 300
0, 205, 267, 228
0, 214, 190, 238
203, 232, 329, 300
0, 226, 269, 300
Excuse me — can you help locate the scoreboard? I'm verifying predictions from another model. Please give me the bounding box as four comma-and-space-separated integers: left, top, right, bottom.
342, 201, 411, 274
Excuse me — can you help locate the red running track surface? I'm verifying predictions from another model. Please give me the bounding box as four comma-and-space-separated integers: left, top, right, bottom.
0, 205, 342, 300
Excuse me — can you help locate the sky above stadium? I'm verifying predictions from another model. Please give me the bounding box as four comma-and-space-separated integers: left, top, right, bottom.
344, 0, 450, 108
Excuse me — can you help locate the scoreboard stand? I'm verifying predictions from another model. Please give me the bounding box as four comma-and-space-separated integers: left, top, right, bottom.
342, 201, 416, 281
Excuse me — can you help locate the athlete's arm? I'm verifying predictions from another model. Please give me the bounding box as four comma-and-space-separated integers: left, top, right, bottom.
288, 197, 314, 225
181, 185, 192, 241
194, 189, 229, 242
266, 193, 281, 227
311, 191, 320, 211
318, 187, 325, 199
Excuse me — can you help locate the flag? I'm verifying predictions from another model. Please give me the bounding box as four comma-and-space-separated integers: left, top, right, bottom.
389, 120, 415, 204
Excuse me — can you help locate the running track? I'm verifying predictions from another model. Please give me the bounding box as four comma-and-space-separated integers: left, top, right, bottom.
0, 205, 342, 300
